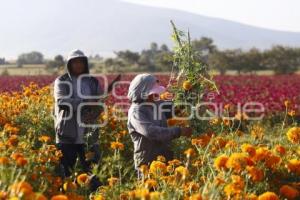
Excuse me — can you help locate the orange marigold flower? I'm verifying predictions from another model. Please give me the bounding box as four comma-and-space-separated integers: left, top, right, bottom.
226, 153, 248, 173
184, 148, 196, 158
280, 185, 299, 199
241, 143, 256, 157
189, 193, 202, 200
274, 145, 286, 155
287, 127, 300, 144
257, 192, 279, 200
144, 179, 157, 189
149, 160, 167, 175
0, 157, 9, 165
286, 159, 300, 175
175, 166, 189, 180
38, 135, 51, 143
77, 173, 89, 186
10, 181, 33, 196
63, 181, 77, 192
214, 154, 228, 171
16, 157, 28, 167
246, 166, 264, 182
110, 141, 124, 151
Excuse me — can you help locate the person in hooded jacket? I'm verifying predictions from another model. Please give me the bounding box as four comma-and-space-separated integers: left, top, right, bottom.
53, 49, 120, 178
127, 74, 192, 178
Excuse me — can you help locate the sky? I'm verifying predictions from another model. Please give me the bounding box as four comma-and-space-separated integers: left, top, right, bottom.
122, 0, 300, 32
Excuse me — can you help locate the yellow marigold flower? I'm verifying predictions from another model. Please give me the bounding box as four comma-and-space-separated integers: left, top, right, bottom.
184, 148, 196, 158
224, 175, 244, 197
94, 194, 105, 200
280, 185, 299, 199
110, 141, 124, 151
214, 154, 228, 171
226, 153, 248, 173
253, 147, 269, 162
133, 189, 150, 200
287, 127, 300, 144
175, 166, 189, 180
63, 181, 77, 192
150, 191, 160, 200
257, 192, 279, 200
286, 159, 300, 175
149, 160, 167, 175
38, 135, 51, 143
77, 173, 89, 186
246, 166, 264, 182
241, 143, 256, 157
51, 194, 69, 200
189, 193, 202, 200
28, 193, 47, 200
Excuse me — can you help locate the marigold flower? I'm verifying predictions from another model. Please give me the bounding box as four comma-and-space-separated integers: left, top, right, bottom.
214, 154, 228, 171
110, 141, 124, 151
286, 159, 300, 175
144, 179, 157, 189
287, 127, 300, 144
149, 160, 167, 175
0, 157, 9, 165
77, 173, 89, 186
257, 192, 279, 200
38, 135, 51, 143
241, 143, 256, 157
10, 181, 33, 196
246, 166, 264, 182
184, 148, 196, 158
226, 153, 248, 172
274, 145, 286, 155
175, 166, 189, 180
280, 185, 299, 199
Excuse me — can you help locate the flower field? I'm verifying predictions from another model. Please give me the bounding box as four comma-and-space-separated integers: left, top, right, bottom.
0, 74, 300, 200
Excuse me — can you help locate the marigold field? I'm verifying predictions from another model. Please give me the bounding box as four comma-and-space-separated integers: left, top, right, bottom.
1, 74, 300, 200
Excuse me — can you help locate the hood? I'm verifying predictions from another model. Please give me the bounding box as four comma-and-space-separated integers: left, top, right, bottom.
127, 73, 157, 103
66, 49, 89, 78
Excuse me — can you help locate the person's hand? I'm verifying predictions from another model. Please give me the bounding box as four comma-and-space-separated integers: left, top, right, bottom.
180, 127, 193, 137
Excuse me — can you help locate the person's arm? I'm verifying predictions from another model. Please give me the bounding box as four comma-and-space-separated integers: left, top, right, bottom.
107, 74, 121, 93
54, 79, 82, 112
129, 109, 181, 142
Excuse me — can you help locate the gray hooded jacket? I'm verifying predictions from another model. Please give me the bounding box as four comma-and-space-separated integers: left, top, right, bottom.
127, 74, 181, 168
53, 49, 102, 144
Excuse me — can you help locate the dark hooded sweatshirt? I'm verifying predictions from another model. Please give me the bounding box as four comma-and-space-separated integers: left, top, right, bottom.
53, 49, 102, 144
